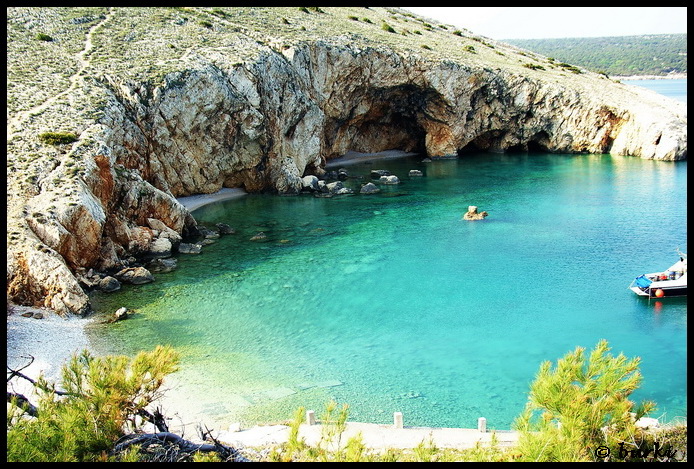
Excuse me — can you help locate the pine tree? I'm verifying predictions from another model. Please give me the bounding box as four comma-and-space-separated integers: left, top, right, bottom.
513, 339, 656, 462
7, 345, 180, 462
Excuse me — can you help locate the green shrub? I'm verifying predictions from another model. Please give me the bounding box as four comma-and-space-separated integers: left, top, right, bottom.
198, 20, 212, 29
513, 339, 657, 462
558, 62, 582, 74
7, 346, 180, 462
464, 45, 476, 53
35, 33, 54, 42
452, 30, 463, 36
381, 22, 395, 33
348, 15, 359, 21
523, 63, 545, 71
298, 7, 309, 13
38, 132, 78, 145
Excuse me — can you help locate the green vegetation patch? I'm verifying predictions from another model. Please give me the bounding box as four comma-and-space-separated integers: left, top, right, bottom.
523, 63, 545, 71
381, 22, 396, 33
506, 34, 687, 76
38, 132, 78, 145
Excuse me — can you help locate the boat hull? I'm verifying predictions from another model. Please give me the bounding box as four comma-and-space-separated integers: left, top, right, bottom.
629, 256, 687, 298
630, 285, 688, 298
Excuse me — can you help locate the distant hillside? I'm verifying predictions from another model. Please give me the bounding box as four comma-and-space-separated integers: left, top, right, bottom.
505, 34, 687, 77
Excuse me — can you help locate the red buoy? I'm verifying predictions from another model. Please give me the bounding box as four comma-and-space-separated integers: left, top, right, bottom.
655, 289, 665, 298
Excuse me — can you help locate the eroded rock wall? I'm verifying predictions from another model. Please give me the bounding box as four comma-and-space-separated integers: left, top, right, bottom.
7, 39, 687, 315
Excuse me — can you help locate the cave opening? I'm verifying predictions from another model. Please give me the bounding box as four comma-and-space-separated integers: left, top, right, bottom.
459, 130, 553, 155
457, 130, 505, 155
526, 131, 551, 152
325, 84, 450, 159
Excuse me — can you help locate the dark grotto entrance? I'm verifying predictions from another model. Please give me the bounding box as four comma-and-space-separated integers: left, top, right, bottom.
323, 84, 454, 159
457, 130, 553, 155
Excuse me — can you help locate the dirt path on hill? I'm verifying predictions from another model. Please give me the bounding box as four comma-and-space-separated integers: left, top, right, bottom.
6, 7, 115, 141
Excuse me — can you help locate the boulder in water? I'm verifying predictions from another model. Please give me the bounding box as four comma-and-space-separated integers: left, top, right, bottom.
462, 205, 488, 220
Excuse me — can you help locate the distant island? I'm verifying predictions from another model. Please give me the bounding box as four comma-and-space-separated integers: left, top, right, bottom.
505, 34, 687, 78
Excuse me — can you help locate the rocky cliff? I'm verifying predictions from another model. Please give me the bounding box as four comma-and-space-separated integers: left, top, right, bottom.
7, 7, 687, 315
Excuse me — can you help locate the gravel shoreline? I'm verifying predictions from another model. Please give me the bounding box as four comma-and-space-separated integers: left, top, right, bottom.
325, 149, 419, 168
7, 305, 95, 399
176, 187, 247, 212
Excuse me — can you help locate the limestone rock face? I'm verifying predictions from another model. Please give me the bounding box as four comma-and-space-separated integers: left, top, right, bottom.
6, 8, 687, 315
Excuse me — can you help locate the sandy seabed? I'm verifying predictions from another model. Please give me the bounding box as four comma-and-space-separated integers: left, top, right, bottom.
7, 304, 518, 452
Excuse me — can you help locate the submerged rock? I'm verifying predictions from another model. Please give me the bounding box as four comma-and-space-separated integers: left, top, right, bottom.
178, 243, 202, 254
148, 257, 177, 273
360, 182, 381, 194
379, 175, 400, 185
216, 223, 236, 234
198, 226, 220, 239
115, 266, 155, 284
325, 181, 354, 195
98, 276, 121, 292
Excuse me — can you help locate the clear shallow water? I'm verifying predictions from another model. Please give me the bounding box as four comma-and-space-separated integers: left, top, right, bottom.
89, 153, 686, 430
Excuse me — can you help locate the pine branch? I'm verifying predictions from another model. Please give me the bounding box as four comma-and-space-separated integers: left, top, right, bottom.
6, 391, 39, 417
7, 355, 70, 396
111, 431, 249, 462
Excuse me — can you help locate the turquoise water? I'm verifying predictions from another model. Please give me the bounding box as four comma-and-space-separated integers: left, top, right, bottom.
89, 152, 687, 430
622, 78, 687, 103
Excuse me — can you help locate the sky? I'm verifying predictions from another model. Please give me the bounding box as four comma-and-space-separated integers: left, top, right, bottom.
402, 7, 687, 40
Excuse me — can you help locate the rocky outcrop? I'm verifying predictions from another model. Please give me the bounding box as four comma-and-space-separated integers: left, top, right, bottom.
462, 206, 489, 221
6, 7, 687, 315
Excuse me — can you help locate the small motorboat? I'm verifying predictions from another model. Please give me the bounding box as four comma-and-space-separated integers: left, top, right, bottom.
629, 254, 687, 298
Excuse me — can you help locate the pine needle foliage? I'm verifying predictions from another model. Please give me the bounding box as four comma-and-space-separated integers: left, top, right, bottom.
7, 346, 180, 462
513, 339, 656, 462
